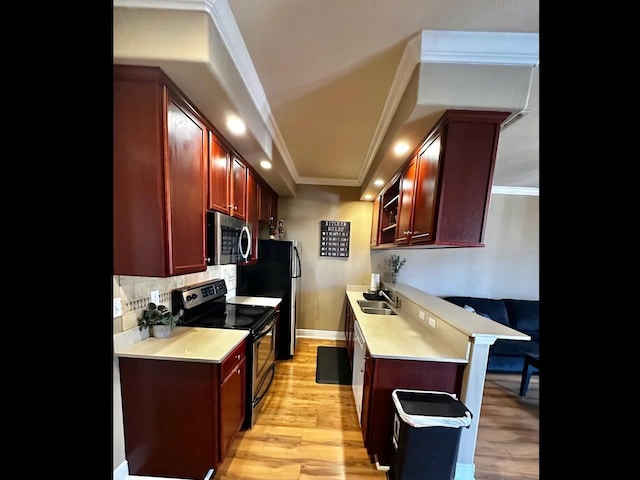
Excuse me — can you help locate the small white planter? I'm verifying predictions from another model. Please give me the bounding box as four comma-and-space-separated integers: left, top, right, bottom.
152, 324, 172, 338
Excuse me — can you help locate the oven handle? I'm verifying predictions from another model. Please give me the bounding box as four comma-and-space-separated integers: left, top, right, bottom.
254, 316, 276, 341
252, 362, 275, 408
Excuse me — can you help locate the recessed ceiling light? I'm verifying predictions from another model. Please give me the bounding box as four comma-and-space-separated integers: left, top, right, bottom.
364, 194, 373, 200
260, 160, 272, 170
374, 179, 384, 186
393, 142, 410, 155
226, 115, 246, 135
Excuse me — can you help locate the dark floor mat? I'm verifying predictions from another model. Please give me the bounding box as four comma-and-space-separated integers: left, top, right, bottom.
315, 346, 352, 385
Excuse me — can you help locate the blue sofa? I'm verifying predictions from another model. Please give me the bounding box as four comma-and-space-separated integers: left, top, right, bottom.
441, 296, 539, 374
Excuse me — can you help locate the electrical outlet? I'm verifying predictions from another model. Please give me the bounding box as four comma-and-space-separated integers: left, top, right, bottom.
150, 290, 160, 305
418, 310, 425, 320
113, 298, 123, 318
428, 316, 436, 328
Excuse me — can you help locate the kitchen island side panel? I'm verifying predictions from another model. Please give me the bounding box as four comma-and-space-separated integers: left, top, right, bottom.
118, 357, 220, 479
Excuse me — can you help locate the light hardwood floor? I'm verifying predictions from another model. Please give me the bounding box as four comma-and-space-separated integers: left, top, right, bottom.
216, 337, 539, 480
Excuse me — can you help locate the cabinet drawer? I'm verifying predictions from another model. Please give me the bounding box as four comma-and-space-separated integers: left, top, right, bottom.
221, 340, 246, 379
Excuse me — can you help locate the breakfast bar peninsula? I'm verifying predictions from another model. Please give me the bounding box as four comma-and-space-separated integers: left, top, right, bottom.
345, 282, 530, 480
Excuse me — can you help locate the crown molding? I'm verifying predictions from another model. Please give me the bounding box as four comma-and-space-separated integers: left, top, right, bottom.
114, 0, 302, 184
420, 30, 539, 66
357, 33, 422, 184
114, 4, 540, 192
296, 176, 360, 187
491, 186, 539, 196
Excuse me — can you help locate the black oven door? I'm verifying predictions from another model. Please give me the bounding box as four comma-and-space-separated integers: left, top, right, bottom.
252, 313, 277, 409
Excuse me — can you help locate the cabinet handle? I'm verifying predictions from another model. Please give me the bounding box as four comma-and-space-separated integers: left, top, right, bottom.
236, 368, 241, 375
228, 204, 238, 210
236, 354, 241, 360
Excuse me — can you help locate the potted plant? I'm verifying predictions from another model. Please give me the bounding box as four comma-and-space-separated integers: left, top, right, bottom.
138, 302, 183, 338
386, 254, 407, 283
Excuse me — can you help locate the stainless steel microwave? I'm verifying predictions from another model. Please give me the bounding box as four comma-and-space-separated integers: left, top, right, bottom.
206, 211, 252, 265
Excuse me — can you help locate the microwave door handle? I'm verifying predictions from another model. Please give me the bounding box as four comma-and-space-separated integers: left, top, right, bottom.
239, 226, 251, 260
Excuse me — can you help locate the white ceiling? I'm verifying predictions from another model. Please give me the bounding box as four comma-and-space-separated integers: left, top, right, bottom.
113, 0, 539, 199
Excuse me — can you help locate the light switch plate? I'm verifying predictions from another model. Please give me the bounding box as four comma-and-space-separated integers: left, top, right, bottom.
113, 298, 123, 318
418, 310, 425, 320
428, 316, 436, 328
150, 290, 160, 305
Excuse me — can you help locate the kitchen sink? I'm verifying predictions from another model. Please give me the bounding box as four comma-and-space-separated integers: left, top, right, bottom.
357, 300, 393, 309
360, 307, 397, 315
357, 300, 397, 315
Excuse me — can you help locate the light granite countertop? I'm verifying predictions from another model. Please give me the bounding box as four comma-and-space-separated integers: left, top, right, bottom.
113, 326, 249, 363
113, 294, 281, 363
226, 294, 282, 307
346, 287, 466, 363
346, 283, 530, 363
387, 282, 531, 341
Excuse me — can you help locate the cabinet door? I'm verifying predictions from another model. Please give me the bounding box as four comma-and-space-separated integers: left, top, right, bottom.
208, 132, 230, 214
409, 136, 441, 245
167, 96, 208, 276
230, 156, 247, 219
119, 358, 219, 479
246, 169, 259, 261
113, 65, 207, 277
219, 356, 246, 460
394, 156, 417, 244
259, 181, 271, 225
345, 300, 355, 364
370, 195, 381, 247
269, 189, 278, 223
361, 354, 373, 446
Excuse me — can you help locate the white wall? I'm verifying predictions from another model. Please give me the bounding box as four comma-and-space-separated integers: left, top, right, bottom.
370, 194, 539, 299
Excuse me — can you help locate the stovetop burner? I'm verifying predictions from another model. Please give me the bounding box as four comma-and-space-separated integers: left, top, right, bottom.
237, 306, 269, 316
173, 279, 275, 333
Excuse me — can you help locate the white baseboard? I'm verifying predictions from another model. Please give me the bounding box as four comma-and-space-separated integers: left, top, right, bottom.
455, 462, 476, 480
113, 461, 128, 480
297, 329, 345, 340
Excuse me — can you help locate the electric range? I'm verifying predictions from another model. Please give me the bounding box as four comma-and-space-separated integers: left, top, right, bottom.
172, 278, 278, 430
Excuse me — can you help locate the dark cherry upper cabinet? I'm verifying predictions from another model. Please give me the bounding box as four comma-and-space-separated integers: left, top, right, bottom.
208, 132, 231, 214
246, 169, 259, 261
370, 195, 381, 247
113, 65, 207, 277
394, 155, 418, 244
374, 109, 509, 249
409, 136, 442, 244
230, 156, 247, 220
378, 181, 400, 246
259, 181, 278, 227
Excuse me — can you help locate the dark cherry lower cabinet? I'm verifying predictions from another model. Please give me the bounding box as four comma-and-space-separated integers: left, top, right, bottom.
361, 353, 465, 466
219, 340, 247, 460
344, 301, 355, 366
118, 340, 246, 479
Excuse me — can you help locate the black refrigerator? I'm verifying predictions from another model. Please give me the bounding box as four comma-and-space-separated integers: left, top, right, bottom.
236, 239, 302, 359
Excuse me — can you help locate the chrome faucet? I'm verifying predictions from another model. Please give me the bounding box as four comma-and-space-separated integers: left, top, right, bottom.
380, 289, 400, 308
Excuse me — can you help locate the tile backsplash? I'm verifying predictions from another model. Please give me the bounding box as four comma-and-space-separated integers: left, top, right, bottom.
112, 265, 237, 333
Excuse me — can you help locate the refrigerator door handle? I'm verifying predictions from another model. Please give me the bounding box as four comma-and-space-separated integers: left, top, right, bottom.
293, 246, 302, 278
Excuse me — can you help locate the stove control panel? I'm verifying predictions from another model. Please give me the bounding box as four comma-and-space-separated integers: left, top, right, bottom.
173, 278, 228, 310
